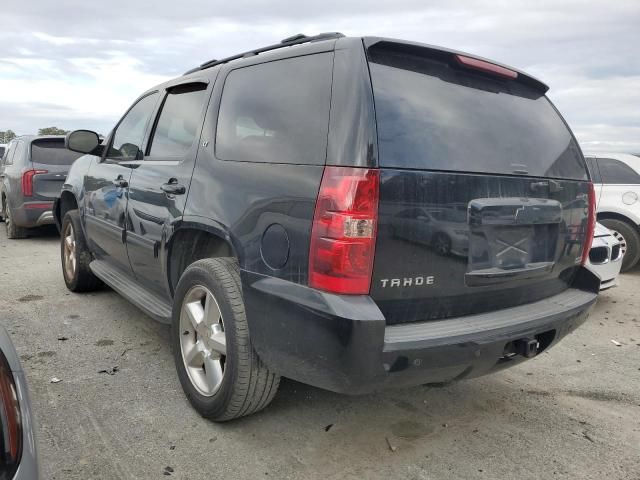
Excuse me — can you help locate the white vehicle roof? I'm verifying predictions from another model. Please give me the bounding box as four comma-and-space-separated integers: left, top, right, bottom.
583, 152, 640, 174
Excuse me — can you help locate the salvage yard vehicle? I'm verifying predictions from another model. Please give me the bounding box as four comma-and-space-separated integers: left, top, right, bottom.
585, 223, 623, 290
0, 325, 39, 479
54, 33, 600, 421
0, 135, 83, 238
584, 153, 640, 271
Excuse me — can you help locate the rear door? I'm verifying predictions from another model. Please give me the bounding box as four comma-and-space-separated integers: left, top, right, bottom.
365, 41, 591, 324
0, 141, 17, 215
84, 92, 159, 274
30, 138, 84, 201
126, 81, 211, 296
585, 156, 603, 205
594, 156, 640, 214
1, 140, 25, 210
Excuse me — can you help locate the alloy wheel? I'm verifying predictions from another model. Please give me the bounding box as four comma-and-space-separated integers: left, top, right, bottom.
63, 223, 77, 280
5, 205, 12, 232
179, 285, 227, 396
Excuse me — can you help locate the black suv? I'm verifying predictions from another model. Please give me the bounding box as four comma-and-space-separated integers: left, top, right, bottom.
54, 33, 599, 421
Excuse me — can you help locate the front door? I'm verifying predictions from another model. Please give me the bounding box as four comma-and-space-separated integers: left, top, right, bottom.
126, 82, 210, 296
84, 92, 159, 274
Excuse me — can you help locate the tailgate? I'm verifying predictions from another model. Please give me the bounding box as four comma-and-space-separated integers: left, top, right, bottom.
372, 171, 590, 323
30, 138, 82, 200
365, 40, 591, 324
31, 167, 68, 200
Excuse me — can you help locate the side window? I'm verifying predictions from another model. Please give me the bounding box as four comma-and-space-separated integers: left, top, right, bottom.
2, 142, 16, 166
108, 93, 159, 160
9, 141, 25, 166
597, 158, 640, 185
148, 83, 208, 158
585, 157, 601, 183
216, 53, 333, 165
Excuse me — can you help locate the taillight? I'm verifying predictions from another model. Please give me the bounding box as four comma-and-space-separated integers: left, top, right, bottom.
455, 54, 518, 79
0, 352, 22, 471
581, 182, 597, 265
21, 169, 48, 197
309, 166, 380, 295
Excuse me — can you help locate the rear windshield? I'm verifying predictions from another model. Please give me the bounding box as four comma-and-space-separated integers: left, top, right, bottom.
31, 139, 83, 165
0, 146, 5, 159
367, 44, 588, 180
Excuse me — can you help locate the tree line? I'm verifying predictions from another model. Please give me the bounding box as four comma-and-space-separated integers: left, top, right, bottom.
0, 127, 69, 143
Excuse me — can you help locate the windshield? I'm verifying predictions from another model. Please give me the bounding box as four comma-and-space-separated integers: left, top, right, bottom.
367, 43, 588, 180
31, 138, 83, 165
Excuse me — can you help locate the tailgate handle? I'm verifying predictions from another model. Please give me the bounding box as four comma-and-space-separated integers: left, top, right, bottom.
468, 198, 562, 226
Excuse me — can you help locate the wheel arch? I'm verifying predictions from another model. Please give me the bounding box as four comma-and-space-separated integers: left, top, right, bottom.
166, 223, 241, 296
54, 190, 79, 231
597, 211, 640, 233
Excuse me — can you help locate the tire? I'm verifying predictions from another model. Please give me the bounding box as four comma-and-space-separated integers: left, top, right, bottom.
61, 210, 102, 292
4, 203, 27, 239
432, 232, 452, 256
600, 218, 640, 272
171, 258, 280, 421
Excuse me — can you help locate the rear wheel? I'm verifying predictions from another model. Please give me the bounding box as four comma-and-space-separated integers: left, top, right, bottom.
600, 218, 640, 272
4, 204, 27, 239
172, 258, 280, 421
61, 210, 102, 292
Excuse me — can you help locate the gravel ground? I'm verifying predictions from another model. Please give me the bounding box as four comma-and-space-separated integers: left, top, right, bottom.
1, 225, 639, 480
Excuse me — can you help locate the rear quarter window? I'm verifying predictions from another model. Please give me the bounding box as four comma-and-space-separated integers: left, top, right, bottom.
367, 43, 588, 180
597, 158, 640, 184
31, 139, 84, 165
215, 53, 333, 165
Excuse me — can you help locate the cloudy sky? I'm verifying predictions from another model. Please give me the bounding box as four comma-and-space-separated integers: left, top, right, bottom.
1, 0, 638, 152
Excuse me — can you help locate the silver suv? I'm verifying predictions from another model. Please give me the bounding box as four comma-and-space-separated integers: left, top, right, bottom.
0, 135, 82, 238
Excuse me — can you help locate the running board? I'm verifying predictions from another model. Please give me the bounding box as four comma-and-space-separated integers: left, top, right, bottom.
90, 260, 172, 324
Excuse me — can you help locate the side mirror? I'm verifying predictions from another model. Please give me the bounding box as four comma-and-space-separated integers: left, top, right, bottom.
66, 130, 100, 154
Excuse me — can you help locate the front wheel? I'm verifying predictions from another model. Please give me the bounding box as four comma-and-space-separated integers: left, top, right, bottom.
432, 232, 452, 256
171, 258, 280, 421
600, 218, 640, 272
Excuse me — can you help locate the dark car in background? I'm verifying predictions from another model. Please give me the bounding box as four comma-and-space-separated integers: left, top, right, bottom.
55, 33, 599, 421
0, 325, 39, 479
0, 136, 83, 238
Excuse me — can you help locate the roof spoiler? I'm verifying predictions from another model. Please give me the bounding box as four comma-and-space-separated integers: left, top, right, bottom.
363, 37, 549, 93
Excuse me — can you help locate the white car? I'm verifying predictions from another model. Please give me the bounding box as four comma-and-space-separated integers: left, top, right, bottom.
584, 153, 640, 271
586, 222, 623, 290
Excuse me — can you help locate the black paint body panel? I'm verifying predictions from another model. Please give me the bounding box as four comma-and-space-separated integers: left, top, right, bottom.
54, 35, 598, 394
371, 170, 591, 324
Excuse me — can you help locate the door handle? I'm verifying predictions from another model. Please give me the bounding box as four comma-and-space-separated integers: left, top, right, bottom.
113, 176, 128, 188
161, 180, 186, 195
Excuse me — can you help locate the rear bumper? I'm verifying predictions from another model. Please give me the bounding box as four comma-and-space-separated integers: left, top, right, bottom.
11, 202, 54, 227
242, 270, 598, 394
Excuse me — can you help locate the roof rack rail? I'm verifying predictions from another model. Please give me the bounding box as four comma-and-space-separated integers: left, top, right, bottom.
183, 32, 344, 75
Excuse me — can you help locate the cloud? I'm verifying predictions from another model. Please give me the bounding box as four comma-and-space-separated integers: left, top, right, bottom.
0, 0, 638, 152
